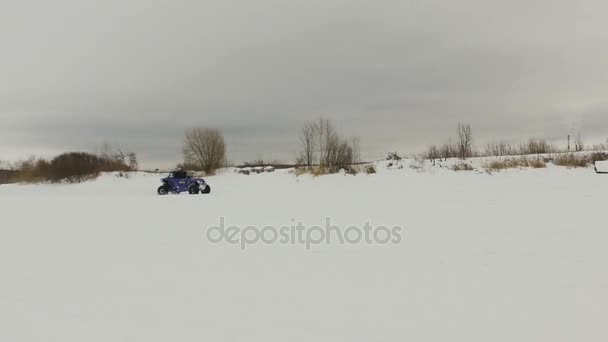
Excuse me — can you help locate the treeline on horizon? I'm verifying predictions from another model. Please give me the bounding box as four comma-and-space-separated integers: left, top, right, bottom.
2, 119, 608, 183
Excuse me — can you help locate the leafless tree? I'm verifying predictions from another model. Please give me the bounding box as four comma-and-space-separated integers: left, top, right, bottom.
427, 145, 440, 165
113, 149, 126, 165
485, 141, 513, 156
440, 144, 453, 161
325, 134, 354, 172
298, 118, 359, 172
318, 118, 335, 168
127, 152, 138, 170
298, 121, 318, 168
519, 138, 554, 155
183, 128, 226, 172
457, 123, 473, 159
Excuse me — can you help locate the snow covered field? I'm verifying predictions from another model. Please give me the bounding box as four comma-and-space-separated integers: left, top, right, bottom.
1, 164, 607, 341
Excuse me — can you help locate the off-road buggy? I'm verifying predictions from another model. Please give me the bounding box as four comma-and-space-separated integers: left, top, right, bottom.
157, 170, 210, 195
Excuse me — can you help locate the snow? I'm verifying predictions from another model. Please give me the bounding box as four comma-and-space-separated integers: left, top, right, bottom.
1, 164, 607, 341
596, 160, 608, 173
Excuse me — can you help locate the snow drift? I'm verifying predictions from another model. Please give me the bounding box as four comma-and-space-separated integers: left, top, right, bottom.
595, 160, 608, 173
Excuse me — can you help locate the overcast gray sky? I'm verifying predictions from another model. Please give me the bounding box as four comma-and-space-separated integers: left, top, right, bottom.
1, 0, 607, 168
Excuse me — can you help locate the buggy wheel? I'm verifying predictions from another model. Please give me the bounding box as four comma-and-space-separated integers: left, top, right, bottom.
157, 185, 169, 195
188, 185, 200, 194
201, 185, 211, 194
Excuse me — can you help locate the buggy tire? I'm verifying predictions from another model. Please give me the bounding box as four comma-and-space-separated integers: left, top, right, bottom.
188, 185, 200, 194
201, 185, 211, 194
157, 185, 169, 195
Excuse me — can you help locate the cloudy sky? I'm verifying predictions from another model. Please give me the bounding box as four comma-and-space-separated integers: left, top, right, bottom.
1, 0, 607, 168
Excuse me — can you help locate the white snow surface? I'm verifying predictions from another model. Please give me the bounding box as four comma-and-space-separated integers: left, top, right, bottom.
1, 163, 607, 341
596, 160, 608, 173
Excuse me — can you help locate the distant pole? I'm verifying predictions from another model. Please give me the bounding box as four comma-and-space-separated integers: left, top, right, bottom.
567, 135, 570, 152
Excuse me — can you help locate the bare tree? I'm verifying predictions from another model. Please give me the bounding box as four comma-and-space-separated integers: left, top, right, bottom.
427, 145, 440, 165
440, 144, 453, 161
298, 118, 359, 173
519, 138, 554, 155
183, 128, 226, 173
457, 123, 473, 159
318, 118, 335, 168
325, 134, 354, 172
113, 149, 126, 165
127, 152, 138, 170
298, 121, 318, 168
485, 141, 512, 157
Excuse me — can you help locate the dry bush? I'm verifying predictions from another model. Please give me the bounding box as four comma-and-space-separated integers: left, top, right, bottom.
294, 164, 360, 177
12, 156, 51, 182
529, 159, 547, 168
484, 157, 546, 171
12, 151, 134, 183
47, 152, 130, 182
552, 154, 589, 168
0, 169, 19, 184
365, 164, 376, 174
387, 152, 402, 161
183, 128, 226, 173
292, 168, 308, 177
294, 166, 329, 177
451, 162, 474, 171
589, 152, 608, 163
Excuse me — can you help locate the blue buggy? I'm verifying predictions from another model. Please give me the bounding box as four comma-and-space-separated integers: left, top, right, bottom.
157, 170, 211, 195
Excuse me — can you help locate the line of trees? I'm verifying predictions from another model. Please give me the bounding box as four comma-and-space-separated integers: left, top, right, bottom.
427, 123, 474, 163
6, 122, 606, 181
179, 122, 607, 175
426, 123, 606, 162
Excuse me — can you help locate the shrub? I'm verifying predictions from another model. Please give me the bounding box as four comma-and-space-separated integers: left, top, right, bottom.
365, 165, 376, 174
552, 154, 589, 168
451, 162, 474, 171
484, 157, 546, 171
387, 152, 402, 161
0, 170, 19, 184
589, 152, 608, 163
47, 152, 131, 182
12, 151, 134, 183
